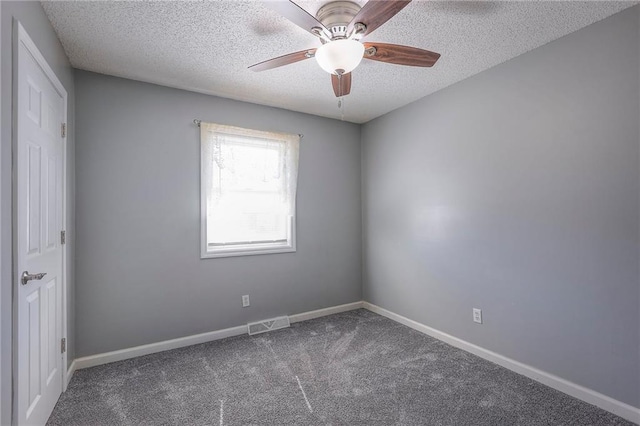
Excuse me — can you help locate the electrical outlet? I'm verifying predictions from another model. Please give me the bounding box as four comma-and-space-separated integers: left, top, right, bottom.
473, 308, 482, 324
242, 295, 250, 308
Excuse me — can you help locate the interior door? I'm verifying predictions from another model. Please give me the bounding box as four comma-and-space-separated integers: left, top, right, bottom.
15, 27, 65, 426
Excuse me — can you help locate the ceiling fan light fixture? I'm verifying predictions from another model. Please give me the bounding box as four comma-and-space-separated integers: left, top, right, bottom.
315, 39, 365, 75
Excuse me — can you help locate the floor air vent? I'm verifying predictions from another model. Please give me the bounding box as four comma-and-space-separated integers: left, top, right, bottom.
248, 316, 291, 336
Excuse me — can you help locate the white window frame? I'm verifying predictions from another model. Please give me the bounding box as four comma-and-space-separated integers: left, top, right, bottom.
200, 122, 299, 259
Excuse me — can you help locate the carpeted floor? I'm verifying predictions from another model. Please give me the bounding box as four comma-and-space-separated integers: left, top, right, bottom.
48, 309, 635, 425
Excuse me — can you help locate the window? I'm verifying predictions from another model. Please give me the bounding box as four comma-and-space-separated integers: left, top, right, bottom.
200, 122, 300, 258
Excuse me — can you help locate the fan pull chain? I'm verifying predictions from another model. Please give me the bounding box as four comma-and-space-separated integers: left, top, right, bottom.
335, 72, 345, 120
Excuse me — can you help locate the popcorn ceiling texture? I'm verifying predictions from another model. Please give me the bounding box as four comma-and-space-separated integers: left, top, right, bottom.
42, 1, 636, 123
47, 310, 634, 425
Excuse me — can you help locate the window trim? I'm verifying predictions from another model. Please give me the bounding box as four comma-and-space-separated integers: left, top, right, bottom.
200, 123, 298, 259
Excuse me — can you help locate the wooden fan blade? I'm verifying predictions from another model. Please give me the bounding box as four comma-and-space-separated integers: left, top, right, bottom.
249, 49, 316, 72
347, 1, 411, 38
331, 73, 352, 97
363, 43, 440, 67
267, 1, 331, 39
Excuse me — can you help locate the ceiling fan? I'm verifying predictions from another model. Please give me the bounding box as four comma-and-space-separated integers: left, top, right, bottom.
249, 0, 441, 97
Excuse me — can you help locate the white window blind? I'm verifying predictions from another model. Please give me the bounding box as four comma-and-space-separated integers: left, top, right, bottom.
200, 122, 300, 258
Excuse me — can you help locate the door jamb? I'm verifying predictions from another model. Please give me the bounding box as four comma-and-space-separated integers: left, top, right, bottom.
11, 19, 69, 423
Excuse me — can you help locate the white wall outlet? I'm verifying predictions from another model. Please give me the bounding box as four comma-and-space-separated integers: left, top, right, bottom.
473, 308, 482, 324
242, 295, 250, 307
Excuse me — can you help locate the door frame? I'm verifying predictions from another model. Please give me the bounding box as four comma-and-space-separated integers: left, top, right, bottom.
11, 19, 69, 422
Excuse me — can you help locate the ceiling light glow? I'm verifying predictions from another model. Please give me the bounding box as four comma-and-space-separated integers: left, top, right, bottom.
315, 39, 365, 75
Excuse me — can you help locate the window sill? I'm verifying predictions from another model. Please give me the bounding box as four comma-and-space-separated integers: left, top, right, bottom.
201, 244, 296, 259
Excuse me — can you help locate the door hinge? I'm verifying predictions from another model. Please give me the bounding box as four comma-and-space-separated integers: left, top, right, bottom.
61, 338, 66, 354
60, 230, 66, 245
61, 123, 66, 138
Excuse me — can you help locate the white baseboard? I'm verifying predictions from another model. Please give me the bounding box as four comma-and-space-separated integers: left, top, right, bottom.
73, 301, 364, 371
289, 301, 363, 323
74, 324, 249, 370
363, 302, 640, 424
65, 360, 77, 389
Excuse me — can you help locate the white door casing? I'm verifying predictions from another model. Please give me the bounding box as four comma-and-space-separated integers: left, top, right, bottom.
14, 22, 67, 426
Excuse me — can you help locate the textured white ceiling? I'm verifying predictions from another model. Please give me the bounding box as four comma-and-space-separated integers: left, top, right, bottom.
42, 1, 636, 123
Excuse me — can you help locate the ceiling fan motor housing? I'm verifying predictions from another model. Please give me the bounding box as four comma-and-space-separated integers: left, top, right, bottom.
316, 1, 361, 39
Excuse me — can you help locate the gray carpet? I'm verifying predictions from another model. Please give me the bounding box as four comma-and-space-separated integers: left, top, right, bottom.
48, 309, 635, 425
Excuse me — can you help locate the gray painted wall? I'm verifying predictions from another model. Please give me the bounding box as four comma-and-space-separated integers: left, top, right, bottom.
0, 2, 75, 424
74, 71, 362, 357
361, 7, 640, 408
0, 5, 3, 424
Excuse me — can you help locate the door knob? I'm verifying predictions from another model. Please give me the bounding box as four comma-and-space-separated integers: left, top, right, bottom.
21, 271, 47, 286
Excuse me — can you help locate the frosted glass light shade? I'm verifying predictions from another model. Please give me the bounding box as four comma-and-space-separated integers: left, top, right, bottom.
315, 39, 365, 75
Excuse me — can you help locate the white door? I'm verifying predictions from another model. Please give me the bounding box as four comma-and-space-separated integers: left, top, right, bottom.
15, 25, 65, 426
